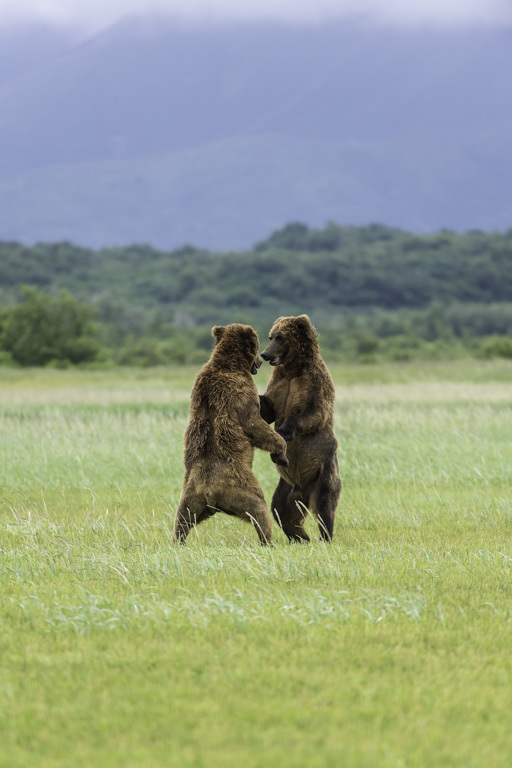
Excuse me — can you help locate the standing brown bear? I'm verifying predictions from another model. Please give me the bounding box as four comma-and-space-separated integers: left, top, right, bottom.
174, 323, 288, 545
260, 314, 342, 542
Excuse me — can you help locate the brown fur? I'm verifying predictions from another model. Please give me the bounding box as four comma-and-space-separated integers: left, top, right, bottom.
260, 314, 342, 541
174, 323, 288, 545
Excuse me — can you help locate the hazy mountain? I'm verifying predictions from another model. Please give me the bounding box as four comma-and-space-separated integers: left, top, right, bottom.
0, 18, 511, 249
0, 24, 76, 88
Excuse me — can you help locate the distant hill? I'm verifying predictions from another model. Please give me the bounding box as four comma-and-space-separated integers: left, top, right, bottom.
2, 222, 512, 316
0, 19, 511, 249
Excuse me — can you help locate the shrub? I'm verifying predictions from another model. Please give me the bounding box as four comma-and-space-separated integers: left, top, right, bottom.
479, 336, 512, 360
356, 335, 380, 356
0, 286, 108, 366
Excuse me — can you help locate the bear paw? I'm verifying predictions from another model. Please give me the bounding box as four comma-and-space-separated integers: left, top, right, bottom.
271, 452, 289, 467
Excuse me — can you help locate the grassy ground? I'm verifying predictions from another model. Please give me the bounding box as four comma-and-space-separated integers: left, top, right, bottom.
1, 360, 512, 767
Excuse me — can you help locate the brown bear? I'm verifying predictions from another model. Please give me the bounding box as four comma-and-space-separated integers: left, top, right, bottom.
260, 314, 342, 542
174, 323, 288, 545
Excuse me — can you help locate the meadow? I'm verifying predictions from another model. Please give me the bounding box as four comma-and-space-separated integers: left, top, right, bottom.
1, 360, 512, 767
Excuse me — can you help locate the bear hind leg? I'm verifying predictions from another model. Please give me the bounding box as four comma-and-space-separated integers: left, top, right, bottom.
310, 457, 342, 542
173, 496, 215, 544
272, 478, 310, 543
245, 499, 273, 546
220, 485, 273, 545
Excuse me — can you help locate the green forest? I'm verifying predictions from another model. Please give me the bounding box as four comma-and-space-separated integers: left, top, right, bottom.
1, 221, 512, 366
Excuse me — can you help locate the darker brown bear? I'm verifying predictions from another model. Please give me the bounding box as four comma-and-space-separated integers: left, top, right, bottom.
260, 314, 342, 542
174, 323, 288, 545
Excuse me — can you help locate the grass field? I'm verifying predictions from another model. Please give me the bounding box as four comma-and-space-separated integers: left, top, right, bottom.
1, 360, 512, 767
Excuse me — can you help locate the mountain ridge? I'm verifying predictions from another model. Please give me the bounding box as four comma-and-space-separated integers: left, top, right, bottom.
0, 19, 510, 249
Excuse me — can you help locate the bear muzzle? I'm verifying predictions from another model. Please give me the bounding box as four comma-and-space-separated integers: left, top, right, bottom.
251, 355, 263, 375
261, 349, 286, 366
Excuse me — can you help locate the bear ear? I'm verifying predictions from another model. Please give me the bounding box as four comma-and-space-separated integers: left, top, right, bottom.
295, 314, 317, 341
242, 325, 258, 340
212, 326, 226, 342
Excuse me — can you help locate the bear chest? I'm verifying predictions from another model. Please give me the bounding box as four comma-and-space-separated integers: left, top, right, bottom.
270, 377, 302, 419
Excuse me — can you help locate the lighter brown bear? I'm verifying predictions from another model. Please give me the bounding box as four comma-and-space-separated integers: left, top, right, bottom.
260, 314, 342, 542
174, 323, 288, 545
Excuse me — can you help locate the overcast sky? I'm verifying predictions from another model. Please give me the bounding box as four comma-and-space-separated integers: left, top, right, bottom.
1, 0, 512, 35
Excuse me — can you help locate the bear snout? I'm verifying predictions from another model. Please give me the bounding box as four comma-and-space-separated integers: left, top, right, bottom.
251, 355, 263, 375
261, 336, 288, 366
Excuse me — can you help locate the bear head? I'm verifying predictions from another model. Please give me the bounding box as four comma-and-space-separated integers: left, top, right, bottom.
261, 314, 319, 370
211, 324, 262, 375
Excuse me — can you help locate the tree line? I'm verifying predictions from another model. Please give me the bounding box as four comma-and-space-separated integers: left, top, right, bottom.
1, 222, 512, 366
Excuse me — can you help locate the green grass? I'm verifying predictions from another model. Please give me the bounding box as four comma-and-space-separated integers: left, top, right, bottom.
1, 360, 512, 767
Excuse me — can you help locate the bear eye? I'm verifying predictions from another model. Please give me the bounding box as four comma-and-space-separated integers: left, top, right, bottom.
276, 333, 283, 341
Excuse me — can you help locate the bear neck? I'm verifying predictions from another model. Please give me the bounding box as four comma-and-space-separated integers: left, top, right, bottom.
211, 351, 252, 375
277, 333, 318, 377
280, 354, 315, 379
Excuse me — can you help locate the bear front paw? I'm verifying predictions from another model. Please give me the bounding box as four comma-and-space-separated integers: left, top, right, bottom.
271, 452, 289, 467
